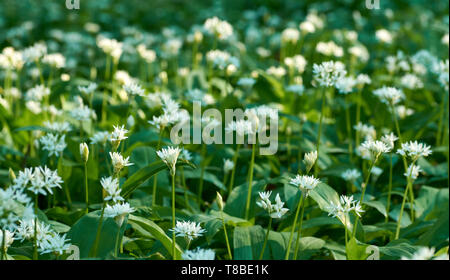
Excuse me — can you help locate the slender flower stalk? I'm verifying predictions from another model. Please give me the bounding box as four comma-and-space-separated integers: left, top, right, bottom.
227, 144, 240, 196
285, 193, 304, 260
217, 192, 232, 260
259, 217, 272, 260
244, 143, 257, 220
314, 88, 327, 176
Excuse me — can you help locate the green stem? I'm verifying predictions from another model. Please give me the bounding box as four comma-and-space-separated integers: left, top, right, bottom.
395, 179, 411, 240
285, 193, 304, 260
314, 88, 327, 176
385, 154, 394, 224
33, 195, 38, 260
197, 144, 207, 205
221, 211, 233, 260
227, 144, 240, 196
171, 172, 177, 260
352, 157, 377, 237
293, 196, 307, 260
244, 143, 257, 220
1, 229, 6, 260
152, 129, 163, 207
90, 202, 106, 258
345, 96, 353, 161
84, 163, 89, 214
259, 217, 272, 260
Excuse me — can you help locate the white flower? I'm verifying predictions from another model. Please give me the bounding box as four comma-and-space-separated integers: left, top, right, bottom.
397, 141, 432, 160
335, 76, 357, 94
0, 230, 14, 251
42, 53, 66, 68
25, 85, 50, 102
381, 132, 398, 150
373, 86, 405, 105
101, 176, 123, 203
225, 120, 254, 136
23, 42, 47, 62
341, 169, 361, 182
290, 175, 320, 196
157, 146, 181, 175
136, 44, 156, 63
404, 164, 422, 180
401, 247, 449, 260
170, 221, 206, 241
38, 233, 71, 255
313, 61, 347, 87
104, 202, 135, 226
281, 28, 300, 43
376, 29, 393, 44
299, 21, 316, 34
109, 152, 133, 174
182, 248, 215, 260
355, 74, 372, 86
43, 121, 71, 134
360, 139, 391, 159
316, 41, 344, 57
400, 74, 423, 90
97, 36, 123, 61
90, 131, 110, 145
223, 159, 234, 174
70, 105, 96, 121
266, 66, 286, 78
353, 122, 376, 141
110, 125, 129, 150
180, 149, 192, 161
326, 195, 364, 219
123, 82, 145, 96
204, 17, 233, 40
78, 83, 97, 95
39, 134, 66, 157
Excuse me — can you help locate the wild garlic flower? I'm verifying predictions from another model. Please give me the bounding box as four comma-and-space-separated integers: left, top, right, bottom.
326, 195, 364, 219
104, 202, 135, 227
0, 186, 34, 231
180, 149, 193, 161
312, 61, 347, 87
43, 121, 71, 134
90, 131, 110, 145
123, 82, 145, 96
355, 74, 372, 86
25, 85, 50, 102
381, 132, 398, 150
335, 76, 357, 94
101, 176, 123, 203
400, 74, 423, 90
223, 159, 235, 174
97, 36, 123, 61
401, 247, 449, 260
225, 120, 254, 136
136, 44, 156, 63
404, 164, 422, 180
0, 230, 14, 251
256, 192, 289, 219
70, 104, 96, 122
376, 29, 393, 44
109, 152, 133, 174
39, 134, 66, 157
38, 233, 71, 255
266, 66, 286, 78
373, 86, 404, 106
353, 122, 376, 141
289, 175, 320, 196
397, 141, 432, 161
303, 151, 318, 172
110, 125, 129, 150
42, 53, 66, 68
15, 219, 52, 244
281, 28, 300, 43
170, 221, 206, 241
203, 17, 233, 40
360, 139, 391, 159
316, 41, 344, 57
0, 47, 24, 70
182, 248, 215, 260
23, 42, 47, 62
341, 169, 361, 182
78, 83, 97, 96
157, 146, 181, 175
13, 166, 63, 196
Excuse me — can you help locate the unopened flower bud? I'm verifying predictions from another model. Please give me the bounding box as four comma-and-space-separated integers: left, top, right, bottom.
80, 142, 89, 163
216, 192, 224, 211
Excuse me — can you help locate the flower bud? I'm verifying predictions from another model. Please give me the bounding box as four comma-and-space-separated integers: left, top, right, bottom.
216, 192, 224, 211
80, 142, 89, 163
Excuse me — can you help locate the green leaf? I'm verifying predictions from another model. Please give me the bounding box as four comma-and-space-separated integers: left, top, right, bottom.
364, 200, 387, 217
346, 237, 370, 260
233, 226, 265, 260
67, 211, 120, 259
128, 214, 182, 259
121, 160, 195, 198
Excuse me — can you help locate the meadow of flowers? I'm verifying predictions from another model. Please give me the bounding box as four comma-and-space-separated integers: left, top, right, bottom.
0, 0, 449, 261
